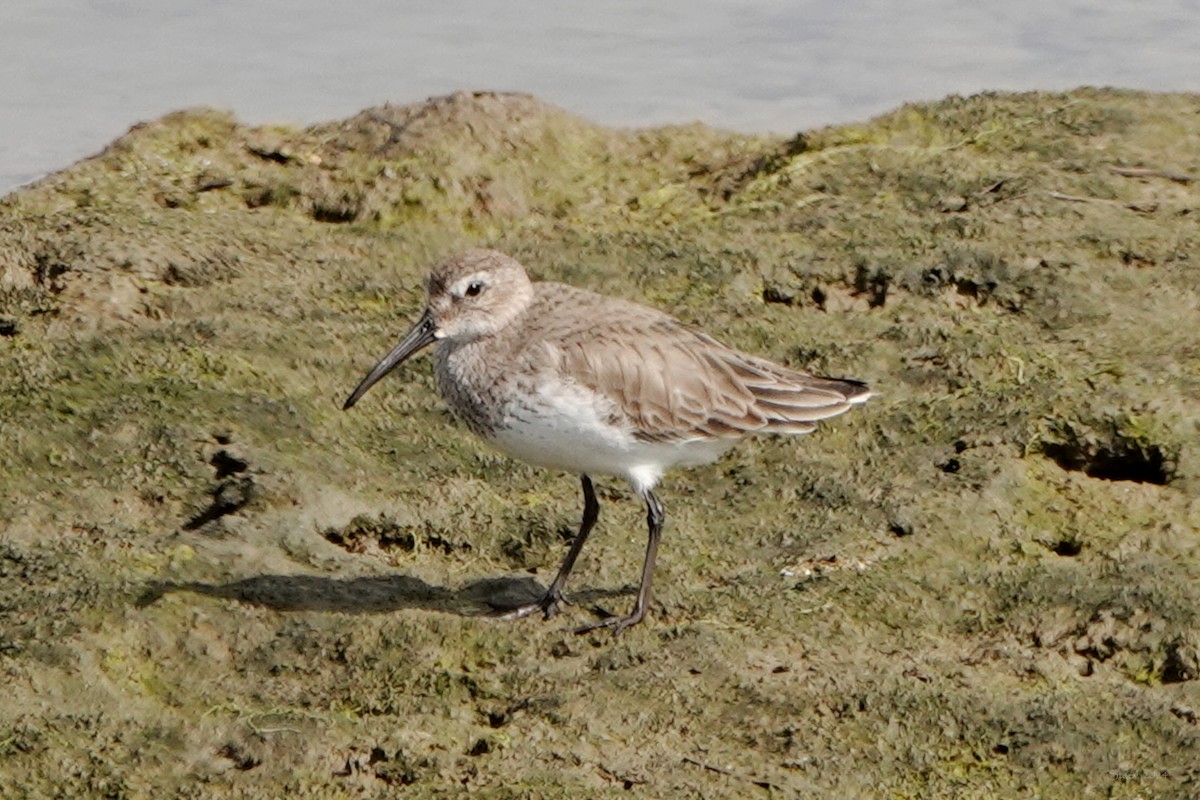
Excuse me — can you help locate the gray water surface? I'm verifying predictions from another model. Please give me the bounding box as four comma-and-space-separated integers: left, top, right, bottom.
3, 0, 1198, 194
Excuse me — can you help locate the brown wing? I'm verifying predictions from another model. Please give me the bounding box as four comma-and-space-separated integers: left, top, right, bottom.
525, 284, 869, 443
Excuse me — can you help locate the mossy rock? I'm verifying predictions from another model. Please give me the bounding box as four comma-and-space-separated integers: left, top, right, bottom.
1, 88, 1199, 798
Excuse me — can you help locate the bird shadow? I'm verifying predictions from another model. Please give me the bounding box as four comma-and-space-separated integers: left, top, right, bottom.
136, 572, 629, 619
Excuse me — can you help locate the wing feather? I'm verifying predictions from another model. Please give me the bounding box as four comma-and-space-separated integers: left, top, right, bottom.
523, 284, 870, 443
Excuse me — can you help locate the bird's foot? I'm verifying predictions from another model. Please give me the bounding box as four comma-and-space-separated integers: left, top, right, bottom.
573, 606, 647, 636
496, 589, 568, 621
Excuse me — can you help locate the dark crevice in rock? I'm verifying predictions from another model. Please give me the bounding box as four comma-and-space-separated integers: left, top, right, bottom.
1040, 417, 1178, 485
1041, 440, 1174, 485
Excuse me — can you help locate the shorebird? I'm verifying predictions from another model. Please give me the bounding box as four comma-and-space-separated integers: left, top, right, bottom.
343, 249, 871, 633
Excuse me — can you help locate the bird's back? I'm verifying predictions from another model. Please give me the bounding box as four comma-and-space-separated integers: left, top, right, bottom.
507, 282, 870, 444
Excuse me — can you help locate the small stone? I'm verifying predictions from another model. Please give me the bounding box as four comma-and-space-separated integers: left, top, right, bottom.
939, 195, 968, 212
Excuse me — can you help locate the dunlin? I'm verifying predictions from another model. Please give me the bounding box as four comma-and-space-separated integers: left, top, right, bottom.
344, 249, 871, 633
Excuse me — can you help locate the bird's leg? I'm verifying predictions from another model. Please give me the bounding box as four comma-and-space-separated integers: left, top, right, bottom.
500, 475, 599, 621
575, 488, 663, 635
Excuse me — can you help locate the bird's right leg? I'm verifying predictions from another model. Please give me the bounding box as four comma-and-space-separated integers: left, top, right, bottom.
500, 474, 599, 620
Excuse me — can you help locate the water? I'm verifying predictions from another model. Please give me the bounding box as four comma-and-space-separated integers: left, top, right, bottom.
2, 0, 1198, 195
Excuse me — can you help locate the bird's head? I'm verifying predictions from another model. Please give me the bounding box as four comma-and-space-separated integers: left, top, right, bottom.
342, 249, 534, 409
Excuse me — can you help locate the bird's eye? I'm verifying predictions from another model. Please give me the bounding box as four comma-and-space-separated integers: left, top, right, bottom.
465, 280, 484, 297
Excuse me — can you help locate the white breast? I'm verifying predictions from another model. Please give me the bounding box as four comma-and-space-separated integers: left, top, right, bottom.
485, 377, 731, 495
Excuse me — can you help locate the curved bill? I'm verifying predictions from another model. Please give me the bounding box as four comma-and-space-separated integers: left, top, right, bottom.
343, 310, 438, 410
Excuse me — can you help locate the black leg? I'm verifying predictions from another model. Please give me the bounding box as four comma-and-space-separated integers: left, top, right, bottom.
575, 488, 664, 635
500, 475, 599, 620
542, 474, 600, 611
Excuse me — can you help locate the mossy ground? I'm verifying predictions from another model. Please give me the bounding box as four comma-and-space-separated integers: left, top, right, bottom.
1, 89, 1199, 798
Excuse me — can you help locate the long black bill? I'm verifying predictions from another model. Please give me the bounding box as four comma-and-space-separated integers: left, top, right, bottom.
343, 310, 438, 410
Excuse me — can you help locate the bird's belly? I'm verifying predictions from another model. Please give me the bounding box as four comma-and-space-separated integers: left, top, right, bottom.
484, 386, 731, 492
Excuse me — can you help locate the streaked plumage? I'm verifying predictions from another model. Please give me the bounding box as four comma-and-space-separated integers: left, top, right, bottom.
344, 249, 871, 633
